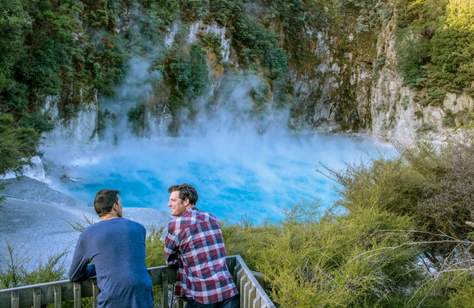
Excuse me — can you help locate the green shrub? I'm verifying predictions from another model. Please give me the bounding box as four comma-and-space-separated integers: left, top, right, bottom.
334, 139, 474, 265
0, 113, 39, 176
146, 228, 166, 267
231, 14, 288, 80
199, 33, 223, 63
142, 0, 179, 30
178, 0, 207, 22
128, 103, 147, 136
161, 43, 209, 132
0, 245, 65, 288
396, 0, 474, 104
447, 276, 474, 308
253, 206, 420, 307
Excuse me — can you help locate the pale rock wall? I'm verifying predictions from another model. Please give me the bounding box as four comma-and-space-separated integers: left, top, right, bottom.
370, 16, 420, 145
369, 15, 474, 146
43, 96, 99, 145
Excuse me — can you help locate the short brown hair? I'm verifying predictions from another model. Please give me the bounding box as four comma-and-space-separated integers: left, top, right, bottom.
168, 184, 198, 205
94, 189, 119, 217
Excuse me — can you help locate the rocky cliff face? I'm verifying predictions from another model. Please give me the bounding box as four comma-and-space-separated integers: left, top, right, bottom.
369, 15, 473, 146
43, 4, 473, 147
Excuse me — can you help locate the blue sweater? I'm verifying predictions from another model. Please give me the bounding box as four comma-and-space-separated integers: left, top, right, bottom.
68, 218, 153, 308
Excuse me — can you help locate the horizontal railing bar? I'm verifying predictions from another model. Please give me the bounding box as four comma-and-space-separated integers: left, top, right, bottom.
251, 271, 265, 285
0, 266, 170, 307
0, 256, 275, 307
0, 265, 170, 293
233, 255, 276, 308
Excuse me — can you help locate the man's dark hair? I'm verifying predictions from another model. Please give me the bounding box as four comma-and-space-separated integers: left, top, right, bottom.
168, 184, 198, 205
94, 189, 119, 217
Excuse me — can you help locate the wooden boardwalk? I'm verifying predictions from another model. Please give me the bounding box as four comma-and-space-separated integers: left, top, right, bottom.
0, 255, 275, 308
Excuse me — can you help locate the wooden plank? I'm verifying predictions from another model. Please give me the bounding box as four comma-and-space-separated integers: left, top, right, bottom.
92, 282, 99, 308
233, 263, 242, 284
11, 291, 19, 308
161, 270, 169, 308
253, 294, 261, 308
243, 280, 252, 308
238, 271, 246, 307
73, 283, 81, 308
53, 285, 62, 308
226, 256, 237, 275
33, 288, 41, 308
248, 287, 256, 308
148, 265, 168, 285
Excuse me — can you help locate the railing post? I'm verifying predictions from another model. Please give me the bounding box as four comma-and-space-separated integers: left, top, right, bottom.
53, 285, 62, 308
233, 264, 242, 286
253, 294, 261, 308
161, 271, 169, 308
238, 269, 245, 307
91, 282, 99, 308
73, 283, 81, 308
33, 287, 42, 308
248, 287, 256, 308
11, 291, 19, 308
232, 255, 276, 308
243, 277, 252, 308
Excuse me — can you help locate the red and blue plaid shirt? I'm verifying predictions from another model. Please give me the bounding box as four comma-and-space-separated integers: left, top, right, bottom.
164, 208, 238, 304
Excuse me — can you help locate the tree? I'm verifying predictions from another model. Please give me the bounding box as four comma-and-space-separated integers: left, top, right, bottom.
0, 113, 39, 176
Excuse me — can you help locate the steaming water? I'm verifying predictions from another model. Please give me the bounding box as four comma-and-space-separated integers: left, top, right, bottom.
41, 57, 397, 224
42, 131, 396, 223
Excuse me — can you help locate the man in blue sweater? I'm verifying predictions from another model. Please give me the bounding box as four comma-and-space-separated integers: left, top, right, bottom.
68, 189, 153, 308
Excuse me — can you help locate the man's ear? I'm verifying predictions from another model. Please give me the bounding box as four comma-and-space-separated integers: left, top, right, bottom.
112, 201, 120, 212
183, 198, 191, 207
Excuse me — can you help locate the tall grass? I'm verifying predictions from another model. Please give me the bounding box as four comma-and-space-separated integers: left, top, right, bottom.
0, 244, 65, 289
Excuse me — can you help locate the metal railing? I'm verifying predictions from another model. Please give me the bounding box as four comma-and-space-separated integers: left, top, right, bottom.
0, 255, 275, 308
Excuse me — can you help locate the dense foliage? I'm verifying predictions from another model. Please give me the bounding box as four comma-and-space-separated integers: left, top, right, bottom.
0, 114, 39, 175
1, 0, 472, 174
161, 43, 209, 133
225, 140, 474, 306
0, 0, 131, 174
396, 0, 474, 105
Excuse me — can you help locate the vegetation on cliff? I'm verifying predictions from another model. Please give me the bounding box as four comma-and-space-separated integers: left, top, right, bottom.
0, 114, 39, 175
396, 0, 474, 105
0, 0, 129, 174
1, 0, 473, 174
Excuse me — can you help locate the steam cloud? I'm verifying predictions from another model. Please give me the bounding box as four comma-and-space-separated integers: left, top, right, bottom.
41, 56, 396, 223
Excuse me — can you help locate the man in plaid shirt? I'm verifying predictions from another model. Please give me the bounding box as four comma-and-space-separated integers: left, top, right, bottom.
164, 184, 238, 307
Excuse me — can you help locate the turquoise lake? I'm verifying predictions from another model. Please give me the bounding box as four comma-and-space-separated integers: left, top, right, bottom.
45, 131, 397, 224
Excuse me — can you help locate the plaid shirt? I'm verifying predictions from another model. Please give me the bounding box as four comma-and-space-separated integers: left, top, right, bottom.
164, 208, 238, 304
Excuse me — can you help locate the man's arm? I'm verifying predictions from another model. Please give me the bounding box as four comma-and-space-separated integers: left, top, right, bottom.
164, 222, 179, 265
68, 232, 94, 282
